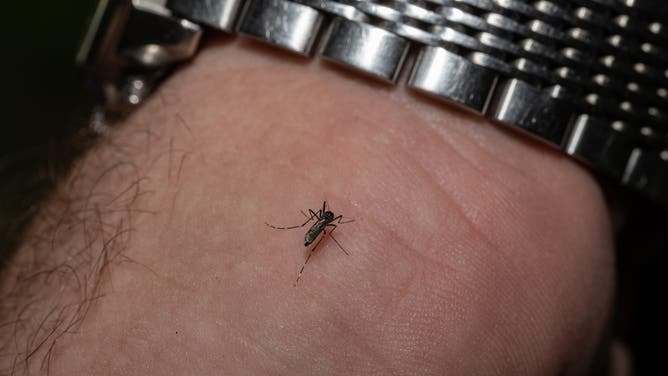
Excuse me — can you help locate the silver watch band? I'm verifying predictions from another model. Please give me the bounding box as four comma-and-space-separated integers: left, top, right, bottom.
78, 0, 668, 207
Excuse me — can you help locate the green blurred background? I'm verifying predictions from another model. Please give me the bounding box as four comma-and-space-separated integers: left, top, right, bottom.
1, 1, 666, 374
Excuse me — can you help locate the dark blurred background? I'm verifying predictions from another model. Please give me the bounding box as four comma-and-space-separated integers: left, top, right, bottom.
1, 1, 94, 254
3, 2, 93, 151
0, 1, 666, 374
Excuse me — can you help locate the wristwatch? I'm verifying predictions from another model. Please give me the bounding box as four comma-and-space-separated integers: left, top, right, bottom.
77, 0, 668, 208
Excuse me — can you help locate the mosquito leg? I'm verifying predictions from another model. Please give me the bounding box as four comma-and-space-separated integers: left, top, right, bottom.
295, 236, 324, 286
332, 215, 354, 225
325, 223, 350, 255
338, 217, 355, 224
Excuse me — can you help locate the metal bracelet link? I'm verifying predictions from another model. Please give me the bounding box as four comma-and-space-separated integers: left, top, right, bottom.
78, 0, 668, 207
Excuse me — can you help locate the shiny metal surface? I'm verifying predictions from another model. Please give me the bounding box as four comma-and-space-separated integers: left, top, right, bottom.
565, 115, 635, 180
408, 46, 497, 114
79, 0, 668, 207
121, 0, 201, 67
295, 0, 367, 22
77, 0, 202, 122
237, 0, 323, 55
487, 79, 574, 146
320, 17, 409, 82
167, 0, 243, 31
624, 149, 668, 206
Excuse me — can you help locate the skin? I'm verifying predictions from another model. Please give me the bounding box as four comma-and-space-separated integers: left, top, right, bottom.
1, 37, 614, 375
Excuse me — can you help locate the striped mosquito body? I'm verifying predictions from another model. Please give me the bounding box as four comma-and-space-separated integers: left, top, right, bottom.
304, 211, 336, 247
265, 201, 354, 285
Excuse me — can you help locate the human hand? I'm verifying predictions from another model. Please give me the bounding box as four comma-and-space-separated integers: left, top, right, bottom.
3, 38, 614, 375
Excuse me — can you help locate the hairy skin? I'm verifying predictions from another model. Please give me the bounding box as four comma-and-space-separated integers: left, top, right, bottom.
1, 37, 613, 375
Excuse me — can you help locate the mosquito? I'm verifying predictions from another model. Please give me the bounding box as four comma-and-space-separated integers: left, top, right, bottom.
265, 201, 354, 285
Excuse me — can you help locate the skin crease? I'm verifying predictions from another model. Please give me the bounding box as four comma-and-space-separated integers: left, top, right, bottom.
3, 37, 614, 375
